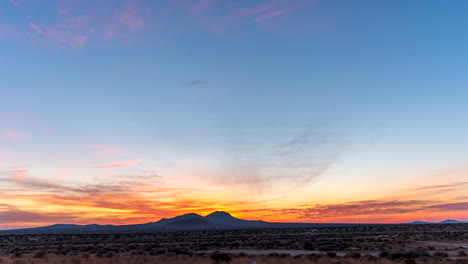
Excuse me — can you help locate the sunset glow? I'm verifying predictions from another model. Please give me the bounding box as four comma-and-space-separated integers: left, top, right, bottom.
1, 0, 467, 229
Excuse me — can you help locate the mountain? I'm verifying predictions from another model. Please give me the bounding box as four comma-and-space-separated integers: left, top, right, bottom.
439, 219, 465, 224
153, 213, 203, 226
404, 219, 467, 224
163, 218, 223, 230
406, 221, 430, 224
204, 211, 269, 228
0, 224, 117, 234
0, 211, 369, 234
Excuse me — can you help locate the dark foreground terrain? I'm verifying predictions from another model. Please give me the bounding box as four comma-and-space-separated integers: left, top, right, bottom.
0, 223, 466, 263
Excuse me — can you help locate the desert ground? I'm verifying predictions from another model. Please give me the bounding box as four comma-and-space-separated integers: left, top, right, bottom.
0, 223, 466, 264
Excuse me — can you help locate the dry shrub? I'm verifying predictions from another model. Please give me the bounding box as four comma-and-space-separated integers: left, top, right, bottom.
210, 252, 232, 263
433, 251, 448, 258
33, 250, 47, 258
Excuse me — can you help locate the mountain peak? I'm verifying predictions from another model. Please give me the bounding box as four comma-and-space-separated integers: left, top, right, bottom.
439, 219, 461, 224
206, 211, 233, 217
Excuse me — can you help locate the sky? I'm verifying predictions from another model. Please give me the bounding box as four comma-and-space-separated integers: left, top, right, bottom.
0, 0, 467, 229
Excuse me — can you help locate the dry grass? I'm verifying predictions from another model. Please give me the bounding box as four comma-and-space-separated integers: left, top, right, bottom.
0, 225, 466, 264
0, 253, 465, 264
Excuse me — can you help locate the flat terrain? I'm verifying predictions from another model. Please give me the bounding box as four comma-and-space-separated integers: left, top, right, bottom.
0, 223, 466, 263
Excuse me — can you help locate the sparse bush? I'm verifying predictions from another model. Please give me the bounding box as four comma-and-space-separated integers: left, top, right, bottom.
326, 251, 337, 258
104, 251, 114, 258
70, 259, 82, 264
404, 259, 417, 264
362, 255, 379, 261
303, 241, 314, 250
379, 251, 389, 258
33, 250, 47, 258
210, 252, 232, 263
345, 252, 361, 259
306, 253, 322, 261
433, 251, 448, 257
293, 254, 303, 259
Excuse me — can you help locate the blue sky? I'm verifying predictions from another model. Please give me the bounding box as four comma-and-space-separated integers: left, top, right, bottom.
0, 0, 467, 228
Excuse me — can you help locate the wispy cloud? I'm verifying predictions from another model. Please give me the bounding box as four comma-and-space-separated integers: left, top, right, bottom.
11, 169, 29, 180
116, 4, 145, 30
410, 182, 468, 192
245, 0, 285, 15
29, 22, 87, 48
91, 144, 121, 154
254, 6, 297, 22
0, 167, 30, 180
21, 0, 147, 47
106, 3, 146, 38
203, 129, 341, 197
4, 0, 316, 48
237, 198, 468, 223
0, 175, 239, 227
5, 0, 20, 7
2, 131, 29, 141
0, 171, 466, 227
224, 0, 306, 24
0, 204, 77, 225
96, 159, 143, 168
424, 202, 468, 211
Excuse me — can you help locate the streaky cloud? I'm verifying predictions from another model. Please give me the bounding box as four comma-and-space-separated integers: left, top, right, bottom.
96, 159, 143, 169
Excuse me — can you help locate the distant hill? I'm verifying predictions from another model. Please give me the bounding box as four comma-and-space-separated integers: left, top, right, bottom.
405, 219, 467, 224
406, 221, 431, 224
439, 219, 465, 224
1, 211, 464, 234
204, 211, 270, 228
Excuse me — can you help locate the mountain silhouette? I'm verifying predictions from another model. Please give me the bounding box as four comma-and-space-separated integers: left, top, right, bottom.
406, 221, 430, 224
439, 219, 464, 224
405, 219, 466, 224
154, 213, 203, 226
3, 211, 464, 234
205, 211, 270, 228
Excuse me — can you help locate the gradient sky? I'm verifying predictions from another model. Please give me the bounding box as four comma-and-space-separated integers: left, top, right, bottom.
1, 0, 467, 229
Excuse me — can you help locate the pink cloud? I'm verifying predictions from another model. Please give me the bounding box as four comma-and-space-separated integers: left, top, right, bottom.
29, 22, 43, 34
51, 169, 71, 181
11, 169, 29, 180
180, 0, 308, 34
29, 22, 88, 48
105, 29, 115, 38
254, 6, 296, 22
91, 144, 121, 154
6, 0, 21, 7
116, 5, 145, 30
2, 131, 29, 141
7, 0, 313, 48
96, 159, 143, 169
24, 1, 146, 47
244, 0, 285, 15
